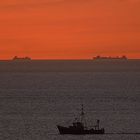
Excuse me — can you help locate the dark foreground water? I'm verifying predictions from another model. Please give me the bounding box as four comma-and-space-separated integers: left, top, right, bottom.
0, 60, 140, 140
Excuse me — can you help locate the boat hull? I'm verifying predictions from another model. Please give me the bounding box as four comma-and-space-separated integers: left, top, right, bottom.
57, 125, 105, 135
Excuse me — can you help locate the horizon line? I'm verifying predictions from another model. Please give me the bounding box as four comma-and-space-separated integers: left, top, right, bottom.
0, 58, 140, 61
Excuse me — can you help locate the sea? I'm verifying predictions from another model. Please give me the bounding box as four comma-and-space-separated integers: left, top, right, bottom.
0, 60, 139, 140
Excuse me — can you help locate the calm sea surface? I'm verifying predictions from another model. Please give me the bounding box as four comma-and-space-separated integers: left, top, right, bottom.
0, 60, 140, 140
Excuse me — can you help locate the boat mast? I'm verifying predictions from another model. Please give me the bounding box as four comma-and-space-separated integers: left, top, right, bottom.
80, 104, 84, 123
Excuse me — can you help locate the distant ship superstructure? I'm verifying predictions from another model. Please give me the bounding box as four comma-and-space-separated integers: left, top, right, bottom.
12, 56, 31, 61
93, 55, 127, 60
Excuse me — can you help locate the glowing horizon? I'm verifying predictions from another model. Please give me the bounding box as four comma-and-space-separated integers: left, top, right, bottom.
0, 0, 140, 59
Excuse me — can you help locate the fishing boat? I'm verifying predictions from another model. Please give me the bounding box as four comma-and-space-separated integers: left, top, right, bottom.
57, 105, 105, 135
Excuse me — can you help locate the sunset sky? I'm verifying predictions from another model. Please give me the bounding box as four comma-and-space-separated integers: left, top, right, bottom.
0, 0, 140, 59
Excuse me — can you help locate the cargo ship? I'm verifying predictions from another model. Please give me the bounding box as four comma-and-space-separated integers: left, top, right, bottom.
57, 105, 105, 135
93, 55, 127, 60
12, 56, 31, 61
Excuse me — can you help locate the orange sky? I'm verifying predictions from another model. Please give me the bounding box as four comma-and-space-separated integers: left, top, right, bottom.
0, 0, 140, 59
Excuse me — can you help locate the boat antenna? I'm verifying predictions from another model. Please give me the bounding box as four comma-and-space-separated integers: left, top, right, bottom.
80, 104, 84, 122
81, 104, 84, 115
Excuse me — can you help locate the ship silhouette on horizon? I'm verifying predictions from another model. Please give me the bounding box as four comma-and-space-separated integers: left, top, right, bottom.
12, 56, 31, 61
57, 105, 105, 135
93, 55, 127, 60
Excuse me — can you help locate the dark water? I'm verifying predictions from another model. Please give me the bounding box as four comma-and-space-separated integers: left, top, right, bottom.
0, 60, 140, 140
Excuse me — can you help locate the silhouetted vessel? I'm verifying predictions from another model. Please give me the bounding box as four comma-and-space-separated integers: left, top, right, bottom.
57, 105, 105, 135
12, 56, 31, 61
93, 55, 127, 60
